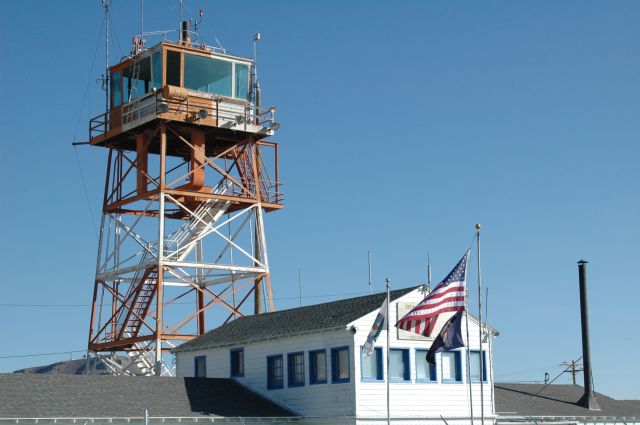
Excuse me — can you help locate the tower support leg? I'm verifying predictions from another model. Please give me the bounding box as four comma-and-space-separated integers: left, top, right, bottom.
155, 125, 167, 376
196, 239, 205, 334
86, 120, 281, 376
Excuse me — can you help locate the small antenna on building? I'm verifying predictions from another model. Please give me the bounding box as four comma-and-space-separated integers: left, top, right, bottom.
427, 250, 432, 291
298, 268, 302, 307
368, 251, 372, 294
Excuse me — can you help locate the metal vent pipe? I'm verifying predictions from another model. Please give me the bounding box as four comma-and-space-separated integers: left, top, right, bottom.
577, 259, 600, 410
181, 20, 190, 44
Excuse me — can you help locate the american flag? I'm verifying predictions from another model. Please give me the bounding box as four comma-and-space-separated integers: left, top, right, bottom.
396, 251, 469, 337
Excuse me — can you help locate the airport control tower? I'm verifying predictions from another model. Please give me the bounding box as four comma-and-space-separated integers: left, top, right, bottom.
86, 19, 282, 376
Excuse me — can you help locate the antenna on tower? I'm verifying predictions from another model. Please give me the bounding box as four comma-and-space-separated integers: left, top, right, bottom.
193, 8, 203, 45
178, 0, 184, 41
252, 33, 262, 117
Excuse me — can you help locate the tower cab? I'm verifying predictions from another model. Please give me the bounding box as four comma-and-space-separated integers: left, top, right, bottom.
89, 26, 277, 150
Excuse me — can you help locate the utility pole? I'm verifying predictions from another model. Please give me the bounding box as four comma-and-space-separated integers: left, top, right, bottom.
560, 360, 583, 385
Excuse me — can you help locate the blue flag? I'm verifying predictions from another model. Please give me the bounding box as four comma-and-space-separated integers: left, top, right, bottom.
426, 310, 465, 365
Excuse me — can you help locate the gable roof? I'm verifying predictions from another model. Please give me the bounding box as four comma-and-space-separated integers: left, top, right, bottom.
0, 374, 295, 418
495, 383, 640, 419
173, 287, 418, 353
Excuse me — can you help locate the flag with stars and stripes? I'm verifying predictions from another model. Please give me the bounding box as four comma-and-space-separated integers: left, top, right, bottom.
395, 251, 469, 337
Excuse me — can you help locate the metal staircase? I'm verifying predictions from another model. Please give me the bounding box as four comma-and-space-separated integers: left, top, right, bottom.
236, 148, 272, 202
236, 149, 256, 194
101, 338, 173, 376
165, 180, 232, 261
104, 182, 233, 375
117, 266, 158, 340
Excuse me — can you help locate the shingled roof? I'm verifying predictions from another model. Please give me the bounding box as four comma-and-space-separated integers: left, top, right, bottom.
0, 374, 294, 418
495, 383, 640, 419
173, 286, 418, 353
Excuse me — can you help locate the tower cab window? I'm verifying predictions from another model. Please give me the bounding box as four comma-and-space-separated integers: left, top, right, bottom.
182, 53, 250, 99
235, 64, 249, 100
152, 51, 162, 90
111, 71, 121, 107
110, 53, 162, 108
166, 50, 181, 87
185, 54, 232, 97
110, 48, 251, 108
122, 57, 152, 101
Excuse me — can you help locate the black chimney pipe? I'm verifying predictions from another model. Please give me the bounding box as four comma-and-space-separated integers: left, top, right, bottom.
181, 20, 190, 44
577, 260, 600, 410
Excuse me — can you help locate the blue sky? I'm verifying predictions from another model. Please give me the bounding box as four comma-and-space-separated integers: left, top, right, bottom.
0, 0, 639, 399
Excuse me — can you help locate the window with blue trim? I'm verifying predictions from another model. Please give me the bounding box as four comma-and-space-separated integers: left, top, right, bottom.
361, 346, 383, 381
331, 346, 350, 383
309, 349, 327, 384
441, 351, 462, 383
415, 349, 437, 382
230, 348, 244, 377
194, 355, 206, 378
389, 349, 410, 381
470, 350, 487, 382
287, 352, 305, 387
267, 355, 283, 389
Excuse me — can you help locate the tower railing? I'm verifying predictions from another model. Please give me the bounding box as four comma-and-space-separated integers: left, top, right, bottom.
89, 91, 277, 140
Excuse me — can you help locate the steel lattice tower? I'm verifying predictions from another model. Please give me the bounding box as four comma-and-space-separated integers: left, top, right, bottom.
86, 25, 282, 375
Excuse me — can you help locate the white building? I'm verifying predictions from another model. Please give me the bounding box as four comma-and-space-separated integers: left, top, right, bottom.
173, 286, 499, 424
2, 288, 638, 424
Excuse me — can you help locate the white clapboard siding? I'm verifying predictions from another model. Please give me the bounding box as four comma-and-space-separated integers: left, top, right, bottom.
177, 329, 356, 417
349, 289, 496, 419
176, 287, 498, 421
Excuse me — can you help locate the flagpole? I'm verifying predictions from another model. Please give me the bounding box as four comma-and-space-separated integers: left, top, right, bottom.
465, 282, 474, 425
486, 287, 495, 417
385, 277, 391, 425
476, 224, 485, 425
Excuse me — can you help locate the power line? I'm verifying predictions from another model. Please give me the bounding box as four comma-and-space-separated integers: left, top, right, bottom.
535, 355, 584, 395
0, 350, 86, 360
0, 304, 92, 307
0, 289, 378, 308
72, 146, 99, 239
70, 7, 105, 240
